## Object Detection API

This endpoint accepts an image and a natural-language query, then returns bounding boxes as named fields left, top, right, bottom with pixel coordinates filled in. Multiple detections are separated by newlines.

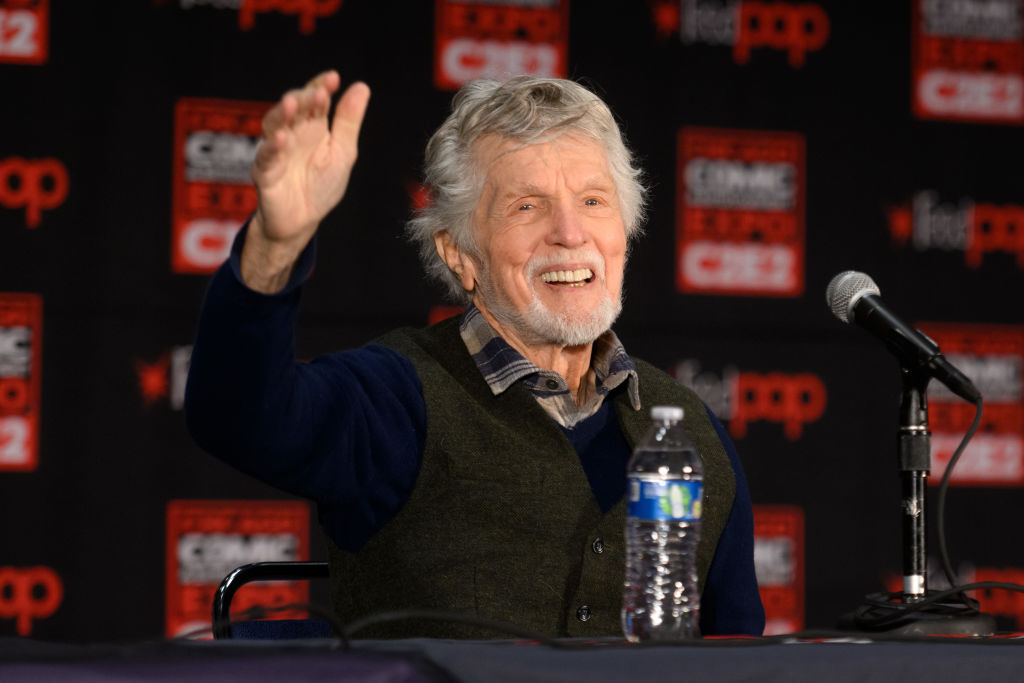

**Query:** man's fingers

left=304, top=69, right=340, bottom=94
left=262, top=91, right=299, bottom=139
left=263, top=84, right=332, bottom=142
left=252, top=128, right=290, bottom=176
left=299, top=83, right=332, bottom=121
left=262, top=71, right=349, bottom=140
left=254, top=72, right=365, bottom=185
left=331, top=81, right=371, bottom=146
left=293, top=70, right=339, bottom=121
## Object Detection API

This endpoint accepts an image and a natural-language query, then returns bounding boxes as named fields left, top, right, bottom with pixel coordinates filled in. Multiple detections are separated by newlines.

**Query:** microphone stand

left=838, top=367, right=996, bottom=635
left=898, top=368, right=930, bottom=606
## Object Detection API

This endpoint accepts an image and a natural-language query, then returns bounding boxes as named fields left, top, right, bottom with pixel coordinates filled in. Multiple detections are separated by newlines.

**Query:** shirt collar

left=458, top=304, right=641, bottom=410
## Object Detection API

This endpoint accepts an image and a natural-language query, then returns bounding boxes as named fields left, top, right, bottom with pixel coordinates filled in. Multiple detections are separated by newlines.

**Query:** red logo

left=165, top=500, right=311, bottom=637
left=968, top=203, right=1024, bottom=269
left=134, top=346, right=191, bottom=409
left=238, top=0, right=342, bottom=34
left=673, top=360, right=826, bottom=440
left=0, top=157, right=68, bottom=228
left=136, top=354, right=171, bottom=406
left=661, top=0, right=829, bottom=68
left=677, top=127, right=806, bottom=296
left=0, top=293, right=41, bottom=472
left=753, top=505, right=804, bottom=635
left=886, top=192, right=1024, bottom=271
left=918, top=324, right=1024, bottom=486
left=172, top=98, right=269, bottom=274
left=734, top=2, right=829, bottom=68
left=732, top=372, right=825, bottom=440
left=434, top=0, right=570, bottom=90
left=0, top=566, right=62, bottom=636
left=912, top=0, right=1024, bottom=124
left=650, top=0, right=679, bottom=39
left=0, top=0, right=48, bottom=64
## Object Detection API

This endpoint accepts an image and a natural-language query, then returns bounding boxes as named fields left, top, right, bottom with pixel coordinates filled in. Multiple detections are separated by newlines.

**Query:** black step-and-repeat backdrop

left=3, top=0, right=1024, bottom=641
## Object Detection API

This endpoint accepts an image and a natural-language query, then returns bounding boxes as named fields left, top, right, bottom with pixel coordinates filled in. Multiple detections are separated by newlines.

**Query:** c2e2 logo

left=0, top=0, right=48, bottom=64
left=0, top=374, right=35, bottom=469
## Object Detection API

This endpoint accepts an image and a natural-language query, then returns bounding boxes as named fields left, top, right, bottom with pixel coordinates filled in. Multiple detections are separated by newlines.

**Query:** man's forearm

left=184, top=257, right=306, bottom=464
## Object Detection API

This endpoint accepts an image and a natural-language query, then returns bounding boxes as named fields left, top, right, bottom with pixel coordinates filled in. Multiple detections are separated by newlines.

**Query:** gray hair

left=406, top=76, right=647, bottom=303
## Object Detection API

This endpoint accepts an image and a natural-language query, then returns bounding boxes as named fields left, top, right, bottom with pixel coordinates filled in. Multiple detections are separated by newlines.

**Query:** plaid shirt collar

left=458, top=304, right=641, bottom=428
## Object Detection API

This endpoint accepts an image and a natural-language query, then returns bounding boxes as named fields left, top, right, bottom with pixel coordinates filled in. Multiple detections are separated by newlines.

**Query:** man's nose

left=547, top=200, right=586, bottom=248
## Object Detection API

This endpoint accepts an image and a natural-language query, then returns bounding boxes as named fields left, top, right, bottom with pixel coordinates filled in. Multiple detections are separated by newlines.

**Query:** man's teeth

left=541, top=268, right=593, bottom=286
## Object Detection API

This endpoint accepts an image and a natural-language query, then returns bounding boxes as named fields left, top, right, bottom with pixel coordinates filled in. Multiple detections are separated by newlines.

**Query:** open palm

left=251, top=70, right=371, bottom=247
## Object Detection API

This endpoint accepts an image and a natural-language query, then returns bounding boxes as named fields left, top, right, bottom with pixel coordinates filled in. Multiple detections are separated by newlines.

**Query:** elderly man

left=186, top=71, right=765, bottom=638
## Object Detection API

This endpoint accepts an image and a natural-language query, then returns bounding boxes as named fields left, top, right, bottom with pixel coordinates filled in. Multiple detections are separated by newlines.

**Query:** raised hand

left=242, top=71, right=371, bottom=292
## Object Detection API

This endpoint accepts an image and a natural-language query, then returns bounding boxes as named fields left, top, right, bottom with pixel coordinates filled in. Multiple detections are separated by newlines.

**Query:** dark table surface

left=4, top=632, right=1024, bottom=682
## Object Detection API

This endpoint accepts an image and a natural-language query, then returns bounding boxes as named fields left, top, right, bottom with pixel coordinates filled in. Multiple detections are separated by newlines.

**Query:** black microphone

left=826, top=271, right=981, bottom=403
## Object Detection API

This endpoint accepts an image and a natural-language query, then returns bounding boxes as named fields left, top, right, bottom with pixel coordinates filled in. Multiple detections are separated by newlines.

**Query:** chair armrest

left=212, top=561, right=330, bottom=639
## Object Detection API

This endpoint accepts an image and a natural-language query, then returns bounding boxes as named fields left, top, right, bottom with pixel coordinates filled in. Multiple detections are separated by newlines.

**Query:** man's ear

left=434, top=230, right=477, bottom=293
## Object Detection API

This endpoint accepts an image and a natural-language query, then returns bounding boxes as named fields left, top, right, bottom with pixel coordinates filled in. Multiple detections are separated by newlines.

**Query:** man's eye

left=584, top=198, right=600, bottom=206
left=518, top=203, right=534, bottom=211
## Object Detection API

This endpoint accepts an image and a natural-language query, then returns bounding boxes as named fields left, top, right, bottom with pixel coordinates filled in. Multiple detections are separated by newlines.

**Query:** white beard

left=474, top=251, right=623, bottom=347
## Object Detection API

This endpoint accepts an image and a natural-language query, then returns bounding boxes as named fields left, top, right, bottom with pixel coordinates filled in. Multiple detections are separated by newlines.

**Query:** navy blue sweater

left=185, top=229, right=765, bottom=637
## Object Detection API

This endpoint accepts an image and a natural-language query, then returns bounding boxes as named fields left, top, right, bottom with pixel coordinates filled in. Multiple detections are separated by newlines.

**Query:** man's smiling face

left=459, top=133, right=628, bottom=347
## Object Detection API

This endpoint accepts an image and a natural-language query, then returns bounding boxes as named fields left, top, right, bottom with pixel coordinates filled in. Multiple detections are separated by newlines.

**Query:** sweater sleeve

left=184, top=223, right=427, bottom=550
left=698, top=405, right=766, bottom=637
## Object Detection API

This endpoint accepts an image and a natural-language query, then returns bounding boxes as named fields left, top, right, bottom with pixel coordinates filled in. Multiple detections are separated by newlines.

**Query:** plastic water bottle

left=622, top=405, right=703, bottom=641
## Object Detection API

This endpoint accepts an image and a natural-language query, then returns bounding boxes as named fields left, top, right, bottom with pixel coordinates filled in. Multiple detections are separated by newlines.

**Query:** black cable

left=935, top=397, right=984, bottom=590
left=852, top=395, right=1024, bottom=630
left=855, top=582, right=1024, bottom=629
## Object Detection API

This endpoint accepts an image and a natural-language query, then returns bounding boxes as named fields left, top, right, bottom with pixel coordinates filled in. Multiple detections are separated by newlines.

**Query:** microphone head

left=826, top=271, right=880, bottom=323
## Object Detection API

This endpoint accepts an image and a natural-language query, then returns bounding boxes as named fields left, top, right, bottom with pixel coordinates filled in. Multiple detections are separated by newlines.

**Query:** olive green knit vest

left=326, top=317, right=736, bottom=638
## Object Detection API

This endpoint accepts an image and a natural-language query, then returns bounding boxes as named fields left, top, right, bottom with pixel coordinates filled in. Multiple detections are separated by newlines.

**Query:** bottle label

left=627, top=479, right=703, bottom=521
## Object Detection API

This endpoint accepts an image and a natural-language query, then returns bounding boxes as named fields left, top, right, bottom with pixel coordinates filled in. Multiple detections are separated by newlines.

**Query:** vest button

left=592, top=538, right=604, bottom=554
left=576, top=605, right=592, bottom=622
left=545, top=378, right=559, bottom=390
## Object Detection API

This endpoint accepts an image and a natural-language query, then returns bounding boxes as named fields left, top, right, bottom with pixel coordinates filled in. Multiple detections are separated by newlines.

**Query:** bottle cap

left=650, top=405, right=684, bottom=422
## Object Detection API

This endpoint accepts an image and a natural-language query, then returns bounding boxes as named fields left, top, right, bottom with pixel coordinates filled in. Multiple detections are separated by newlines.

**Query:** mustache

left=527, top=250, right=606, bottom=281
